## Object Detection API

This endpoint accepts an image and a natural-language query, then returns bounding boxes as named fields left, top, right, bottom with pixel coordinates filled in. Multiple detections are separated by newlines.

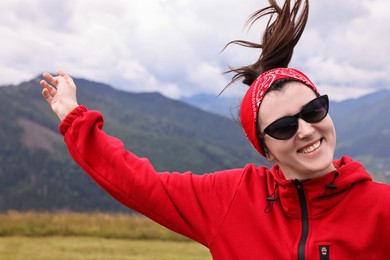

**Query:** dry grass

left=0, top=211, right=187, bottom=241
left=0, top=236, right=210, bottom=260
left=0, top=211, right=211, bottom=259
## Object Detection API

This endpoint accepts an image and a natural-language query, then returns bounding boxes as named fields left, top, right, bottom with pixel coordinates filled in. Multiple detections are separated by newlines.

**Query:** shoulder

left=356, top=181, right=390, bottom=206
left=191, top=163, right=271, bottom=187
left=367, top=181, right=390, bottom=195
left=194, top=163, right=269, bottom=180
left=222, top=163, right=270, bottom=179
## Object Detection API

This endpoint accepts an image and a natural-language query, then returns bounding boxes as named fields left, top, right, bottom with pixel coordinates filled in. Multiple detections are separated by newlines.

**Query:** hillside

left=0, top=77, right=265, bottom=212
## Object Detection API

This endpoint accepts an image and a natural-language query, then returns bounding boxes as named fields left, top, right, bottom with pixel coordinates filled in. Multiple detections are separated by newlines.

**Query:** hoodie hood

left=268, top=156, right=372, bottom=218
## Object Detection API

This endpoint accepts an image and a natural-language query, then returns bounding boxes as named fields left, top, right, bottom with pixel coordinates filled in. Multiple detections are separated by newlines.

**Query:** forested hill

left=0, top=77, right=265, bottom=212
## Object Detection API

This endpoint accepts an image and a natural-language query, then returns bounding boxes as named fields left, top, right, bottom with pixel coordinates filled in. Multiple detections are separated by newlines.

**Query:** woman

left=40, top=0, right=390, bottom=259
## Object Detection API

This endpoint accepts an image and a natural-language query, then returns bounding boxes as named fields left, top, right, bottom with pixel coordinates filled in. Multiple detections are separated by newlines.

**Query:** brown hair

left=224, top=0, right=309, bottom=88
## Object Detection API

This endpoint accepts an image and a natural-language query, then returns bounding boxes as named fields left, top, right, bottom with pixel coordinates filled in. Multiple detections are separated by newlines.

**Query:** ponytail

left=224, top=0, right=309, bottom=88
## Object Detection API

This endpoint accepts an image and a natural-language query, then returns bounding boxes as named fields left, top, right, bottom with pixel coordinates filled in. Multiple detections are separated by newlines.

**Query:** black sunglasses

left=259, top=95, right=329, bottom=140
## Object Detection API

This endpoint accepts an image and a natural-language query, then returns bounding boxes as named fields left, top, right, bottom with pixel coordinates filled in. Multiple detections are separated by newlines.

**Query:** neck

left=280, top=164, right=337, bottom=181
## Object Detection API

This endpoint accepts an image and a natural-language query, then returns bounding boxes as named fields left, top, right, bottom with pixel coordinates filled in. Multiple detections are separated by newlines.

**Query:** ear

left=259, top=137, right=275, bottom=161
left=265, top=149, right=276, bottom=162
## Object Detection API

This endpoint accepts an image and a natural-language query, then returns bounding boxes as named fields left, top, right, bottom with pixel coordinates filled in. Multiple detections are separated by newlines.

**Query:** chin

left=303, top=155, right=335, bottom=177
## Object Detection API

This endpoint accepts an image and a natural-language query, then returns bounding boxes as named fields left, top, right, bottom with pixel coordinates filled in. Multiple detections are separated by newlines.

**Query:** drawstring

left=264, top=171, right=340, bottom=212
left=264, top=183, right=278, bottom=213
left=324, top=172, right=340, bottom=199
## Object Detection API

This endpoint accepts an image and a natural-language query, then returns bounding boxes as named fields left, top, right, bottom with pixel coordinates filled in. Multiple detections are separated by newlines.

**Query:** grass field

left=0, top=211, right=211, bottom=260
left=0, top=236, right=210, bottom=260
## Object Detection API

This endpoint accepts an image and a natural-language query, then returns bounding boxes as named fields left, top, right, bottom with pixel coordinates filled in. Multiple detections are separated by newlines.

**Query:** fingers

left=40, top=70, right=76, bottom=106
left=42, top=71, right=74, bottom=86
left=40, top=70, right=72, bottom=95
left=41, top=88, right=53, bottom=104
left=42, top=72, right=59, bottom=87
left=57, top=70, right=66, bottom=77
left=40, top=79, right=57, bottom=96
left=40, top=80, right=56, bottom=104
left=57, top=70, right=75, bottom=85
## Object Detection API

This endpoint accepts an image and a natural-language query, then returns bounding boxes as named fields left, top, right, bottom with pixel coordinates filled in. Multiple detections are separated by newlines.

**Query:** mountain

left=182, top=90, right=390, bottom=180
left=330, top=90, right=390, bottom=175
left=0, top=77, right=266, bottom=212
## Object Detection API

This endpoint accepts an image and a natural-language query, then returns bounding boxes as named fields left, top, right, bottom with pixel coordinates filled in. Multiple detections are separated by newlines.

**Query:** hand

left=40, top=70, right=79, bottom=121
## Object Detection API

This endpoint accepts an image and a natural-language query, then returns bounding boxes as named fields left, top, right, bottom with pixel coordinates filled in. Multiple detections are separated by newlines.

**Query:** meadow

left=0, top=211, right=211, bottom=260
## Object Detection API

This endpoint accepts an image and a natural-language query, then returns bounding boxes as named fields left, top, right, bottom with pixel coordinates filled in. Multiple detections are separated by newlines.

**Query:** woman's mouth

left=298, top=139, right=322, bottom=154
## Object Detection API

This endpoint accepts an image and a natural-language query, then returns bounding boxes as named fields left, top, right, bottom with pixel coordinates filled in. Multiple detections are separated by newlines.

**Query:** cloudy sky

left=1, top=0, right=389, bottom=101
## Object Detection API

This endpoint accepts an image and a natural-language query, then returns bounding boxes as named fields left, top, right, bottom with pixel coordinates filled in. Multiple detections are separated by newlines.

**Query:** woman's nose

left=296, top=118, right=315, bottom=139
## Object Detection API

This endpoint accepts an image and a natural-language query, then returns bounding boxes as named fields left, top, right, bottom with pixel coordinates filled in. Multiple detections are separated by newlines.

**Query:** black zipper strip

left=293, top=180, right=309, bottom=260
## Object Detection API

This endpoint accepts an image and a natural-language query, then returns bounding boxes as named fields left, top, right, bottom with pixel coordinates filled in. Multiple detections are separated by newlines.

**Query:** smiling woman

left=256, top=84, right=336, bottom=180
left=38, top=0, right=390, bottom=259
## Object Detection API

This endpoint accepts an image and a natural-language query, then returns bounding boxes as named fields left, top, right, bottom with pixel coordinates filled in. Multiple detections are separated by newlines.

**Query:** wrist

left=58, top=103, right=79, bottom=121
left=58, top=105, right=88, bottom=135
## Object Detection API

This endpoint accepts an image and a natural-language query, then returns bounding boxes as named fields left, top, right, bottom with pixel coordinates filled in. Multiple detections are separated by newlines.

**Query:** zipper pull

left=293, top=179, right=303, bottom=189
left=319, top=245, right=330, bottom=260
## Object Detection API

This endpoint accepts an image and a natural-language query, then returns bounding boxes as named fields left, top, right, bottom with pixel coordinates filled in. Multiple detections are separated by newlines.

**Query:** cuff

left=58, top=105, right=88, bottom=136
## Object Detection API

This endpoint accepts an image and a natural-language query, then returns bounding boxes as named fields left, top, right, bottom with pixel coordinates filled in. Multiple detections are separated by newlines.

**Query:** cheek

left=264, top=138, right=295, bottom=161
left=323, top=117, right=336, bottom=141
left=329, top=127, right=337, bottom=151
left=317, top=117, right=337, bottom=154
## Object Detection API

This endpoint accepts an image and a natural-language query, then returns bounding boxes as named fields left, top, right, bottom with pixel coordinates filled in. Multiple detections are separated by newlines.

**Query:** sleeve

left=59, top=106, right=246, bottom=247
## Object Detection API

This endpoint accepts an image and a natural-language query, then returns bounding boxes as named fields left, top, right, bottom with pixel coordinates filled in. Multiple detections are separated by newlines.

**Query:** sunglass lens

left=266, top=117, right=298, bottom=140
left=302, top=96, right=329, bottom=123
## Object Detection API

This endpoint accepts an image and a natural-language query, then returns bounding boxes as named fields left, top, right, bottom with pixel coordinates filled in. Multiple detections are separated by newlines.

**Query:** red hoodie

left=59, top=106, right=390, bottom=259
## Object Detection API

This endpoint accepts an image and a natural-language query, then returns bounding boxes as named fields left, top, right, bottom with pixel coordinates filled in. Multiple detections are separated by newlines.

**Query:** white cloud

left=296, top=0, right=390, bottom=96
left=306, top=56, right=386, bottom=85
left=0, top=0, right=388, bottom=100
left=317, top=84, right=376, bottom=102
left=187, top=62, right=227, bottom=95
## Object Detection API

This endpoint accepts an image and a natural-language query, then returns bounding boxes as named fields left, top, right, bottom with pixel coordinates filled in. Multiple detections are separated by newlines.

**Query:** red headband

left=240, top=68, right=319, bottom=156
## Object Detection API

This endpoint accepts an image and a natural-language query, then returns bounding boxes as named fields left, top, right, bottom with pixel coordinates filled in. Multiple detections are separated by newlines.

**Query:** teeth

left=299, top=140, right=321, bottom=154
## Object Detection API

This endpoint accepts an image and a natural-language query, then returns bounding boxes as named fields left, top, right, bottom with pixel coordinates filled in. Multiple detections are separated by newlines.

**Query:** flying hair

left=223, top=0, right=309, bottom=89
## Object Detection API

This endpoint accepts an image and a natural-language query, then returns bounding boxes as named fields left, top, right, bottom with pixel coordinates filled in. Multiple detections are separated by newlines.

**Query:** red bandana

left=240, top=68, right=319, bottom=156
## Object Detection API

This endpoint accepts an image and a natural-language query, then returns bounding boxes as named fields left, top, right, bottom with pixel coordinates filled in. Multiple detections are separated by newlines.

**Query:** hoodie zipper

left=293, top=180, right=309, bottom=260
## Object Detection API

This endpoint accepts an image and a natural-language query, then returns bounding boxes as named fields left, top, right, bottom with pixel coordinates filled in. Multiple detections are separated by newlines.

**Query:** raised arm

left=40, top=71, right=79, bottom=121
left=38, top=71, right=245, bottom=247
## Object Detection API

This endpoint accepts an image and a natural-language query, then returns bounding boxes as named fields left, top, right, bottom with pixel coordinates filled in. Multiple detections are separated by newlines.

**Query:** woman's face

left=258, top=81, right=336, bottom=180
